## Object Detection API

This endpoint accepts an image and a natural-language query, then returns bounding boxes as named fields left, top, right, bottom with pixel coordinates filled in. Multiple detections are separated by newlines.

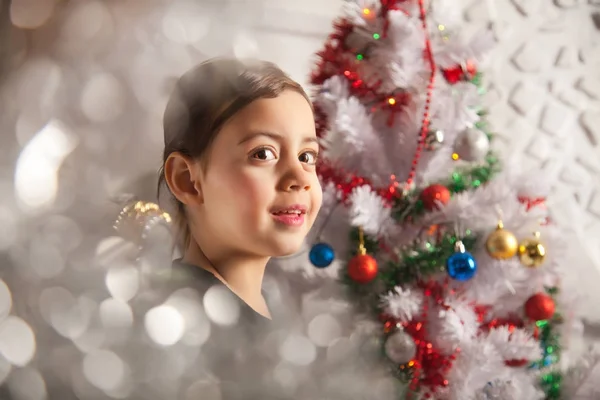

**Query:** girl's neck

left=182, top=239, right=271, bottom=319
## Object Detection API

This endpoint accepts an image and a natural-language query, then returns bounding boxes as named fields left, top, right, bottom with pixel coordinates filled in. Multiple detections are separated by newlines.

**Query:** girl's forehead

left=218, top=93, right=316, bottom=141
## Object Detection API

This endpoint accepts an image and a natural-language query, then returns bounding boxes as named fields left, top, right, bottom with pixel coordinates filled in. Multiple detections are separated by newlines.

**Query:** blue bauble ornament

left=446, top=240, right=477, bottom=281
left=309, top=242, right=335, bottom=268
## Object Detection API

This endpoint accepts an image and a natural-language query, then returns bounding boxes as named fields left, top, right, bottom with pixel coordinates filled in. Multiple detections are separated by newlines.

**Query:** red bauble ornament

left=348, top=253, right=378, bottom=283
left=420, top=184, right=451, bottom=210
left=524, top=293, right=555, bottom=321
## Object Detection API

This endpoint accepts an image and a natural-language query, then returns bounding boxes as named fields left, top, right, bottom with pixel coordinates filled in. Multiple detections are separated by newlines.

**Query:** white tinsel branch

left=473, top=377, right=545, bottom=400
left=380, top=286, right=423, bottom=323
left=486, top=326, right=543, bottom=362
left=429, top=299, right=479, bottom=354
left=348, top=185, right=391, bottom=236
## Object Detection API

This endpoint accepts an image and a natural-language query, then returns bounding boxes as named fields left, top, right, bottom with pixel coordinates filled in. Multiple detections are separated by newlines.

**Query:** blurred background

left=0, top=0, right=599, bottom=398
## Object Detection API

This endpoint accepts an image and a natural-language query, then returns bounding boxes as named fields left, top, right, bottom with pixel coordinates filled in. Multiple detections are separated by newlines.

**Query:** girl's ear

left=164, top=152, right=204, bottom=206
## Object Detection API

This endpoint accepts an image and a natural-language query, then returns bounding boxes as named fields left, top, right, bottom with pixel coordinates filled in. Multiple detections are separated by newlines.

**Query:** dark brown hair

left=157, top=57, right=311, bottom=250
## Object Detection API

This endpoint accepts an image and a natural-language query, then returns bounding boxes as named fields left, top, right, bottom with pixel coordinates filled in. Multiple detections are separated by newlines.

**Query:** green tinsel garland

left=391, top=154, right=500, bottom=223
left=341, top=228, right=478, bottom=314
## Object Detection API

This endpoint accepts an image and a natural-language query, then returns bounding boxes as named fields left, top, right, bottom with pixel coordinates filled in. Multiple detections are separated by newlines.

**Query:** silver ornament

left=425, top=129, right=444, bottom=151
left=453, top=127, right=490, bottom=162
left=384, top=328, right=416, bottom=364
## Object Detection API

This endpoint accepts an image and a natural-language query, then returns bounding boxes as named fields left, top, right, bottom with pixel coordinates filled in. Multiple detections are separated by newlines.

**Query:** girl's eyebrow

left=237, top=131, right=319, bottom=146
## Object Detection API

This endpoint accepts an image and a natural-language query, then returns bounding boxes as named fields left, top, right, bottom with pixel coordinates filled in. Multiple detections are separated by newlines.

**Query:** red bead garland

left=407, top=0, right=437, bottom=187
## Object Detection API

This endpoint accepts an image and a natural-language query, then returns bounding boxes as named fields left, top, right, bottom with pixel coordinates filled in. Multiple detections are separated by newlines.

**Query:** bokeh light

left=14, top=121, right=78, bottom=211
left=144, top=305, right=185, bottom=346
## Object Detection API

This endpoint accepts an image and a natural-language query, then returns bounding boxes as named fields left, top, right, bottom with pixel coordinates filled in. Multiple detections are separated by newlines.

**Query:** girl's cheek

left=232, top=174, right=271, bottom=204
left=219, top=169, right=252, bottom=192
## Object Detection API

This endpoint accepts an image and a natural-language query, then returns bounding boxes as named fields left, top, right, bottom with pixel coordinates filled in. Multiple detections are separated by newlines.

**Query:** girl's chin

left=268, top=238, right=306, bottom=258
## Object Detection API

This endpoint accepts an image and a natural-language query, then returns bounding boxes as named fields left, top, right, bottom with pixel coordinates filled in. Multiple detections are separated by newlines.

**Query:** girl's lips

left=270, top=204, right=308, bottom=215
left=271, top=212, right=305, bottom=227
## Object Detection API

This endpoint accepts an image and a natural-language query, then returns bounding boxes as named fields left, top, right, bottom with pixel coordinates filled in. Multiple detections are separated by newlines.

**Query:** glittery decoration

left=485, top=221, right=519, bottom=260
left=113, top=200, right=172, bottom=244
left=446, top=246, right=477, bottom=281
left=384, top=328, right=417, bottom=364
left=518, top=233, right=547, bottom=268
left=453, top=127, right=491, bottom=162
left=348, top=253, right=378, bottom=284
left=525, top=293, right=555, bottom=321
left=419, top=184, right=451, bottom=211
left=347, top=227, right=378, bottom=284
left=309, top=242, right=335, bottom=268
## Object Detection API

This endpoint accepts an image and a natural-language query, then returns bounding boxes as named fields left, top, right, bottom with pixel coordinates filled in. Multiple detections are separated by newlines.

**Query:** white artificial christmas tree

left=277, top=0, right=600, bottom=398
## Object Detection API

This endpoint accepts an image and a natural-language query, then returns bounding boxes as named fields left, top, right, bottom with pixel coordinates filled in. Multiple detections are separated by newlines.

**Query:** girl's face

left=196, top=90, right=322, bottom=258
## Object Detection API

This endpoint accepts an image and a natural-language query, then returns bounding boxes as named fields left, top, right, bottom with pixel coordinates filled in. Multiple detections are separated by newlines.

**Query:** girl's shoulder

left=169, top=259, right=273, bottom=326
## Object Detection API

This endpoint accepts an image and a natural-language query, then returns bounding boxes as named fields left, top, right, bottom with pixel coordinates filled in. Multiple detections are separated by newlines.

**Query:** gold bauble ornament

left=485, top=221, right=518, bottom=259
left=114, top=200, right=172, bottom=243
left=518, top=232, right=546, bottom=268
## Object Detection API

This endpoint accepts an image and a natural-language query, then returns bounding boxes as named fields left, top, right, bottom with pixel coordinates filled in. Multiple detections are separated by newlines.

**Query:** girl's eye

left=299, top=151, right=318, bottom=165
left=251, top=148, right=276, bottom=161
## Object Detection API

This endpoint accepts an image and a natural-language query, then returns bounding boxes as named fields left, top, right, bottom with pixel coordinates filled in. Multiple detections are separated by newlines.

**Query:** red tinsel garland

left=413, top=280, right=459, bottom=397
left=317, top=161, right=398, bottom=204
left=310, top=19, right=384, bottom=101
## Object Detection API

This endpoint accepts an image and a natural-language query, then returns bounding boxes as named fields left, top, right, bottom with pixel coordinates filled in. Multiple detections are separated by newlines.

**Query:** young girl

left=158, top=57, right=322, bottom=321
